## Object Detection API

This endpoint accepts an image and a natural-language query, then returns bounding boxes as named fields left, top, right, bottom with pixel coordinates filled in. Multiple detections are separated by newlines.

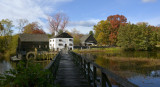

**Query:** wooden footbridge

left=45, top=50, right=138, bottom=87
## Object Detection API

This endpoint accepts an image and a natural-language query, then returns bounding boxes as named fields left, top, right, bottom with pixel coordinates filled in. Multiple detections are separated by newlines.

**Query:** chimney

left=55, top=31, right=58, bottom=36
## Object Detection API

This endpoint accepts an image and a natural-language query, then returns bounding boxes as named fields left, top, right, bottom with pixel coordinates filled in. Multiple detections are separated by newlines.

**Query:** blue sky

left=0, top=0, right=160, bottom=34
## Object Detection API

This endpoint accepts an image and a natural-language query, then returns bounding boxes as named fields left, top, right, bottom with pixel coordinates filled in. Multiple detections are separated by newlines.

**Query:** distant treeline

left=93, top=14, right=160, bottom=51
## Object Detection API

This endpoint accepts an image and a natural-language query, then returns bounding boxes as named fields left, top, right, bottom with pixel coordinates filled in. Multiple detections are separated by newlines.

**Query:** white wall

left=49, top=39, right=54, bottom=50
left=49, top=38, right=73, bottom=51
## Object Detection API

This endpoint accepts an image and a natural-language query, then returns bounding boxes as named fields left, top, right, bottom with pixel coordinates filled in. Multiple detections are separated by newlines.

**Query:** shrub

left=0, top=61, right=55, bottom=87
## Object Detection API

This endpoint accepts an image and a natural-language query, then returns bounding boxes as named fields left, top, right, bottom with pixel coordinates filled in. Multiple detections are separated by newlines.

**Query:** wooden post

left=103, top=73, right=112, bottom=87
left=93, top=66, right=97, bottom=87
left=87, top=62, right=91, bottom=84
left=101, top=72, right=106, bottom=87
left=80, top=57, right=83, bottom=68
left=101, top=72, right=112, bottom=87
left=83, top=60, right=86, bottom=78
left=43, top=54, right=44, bottom=60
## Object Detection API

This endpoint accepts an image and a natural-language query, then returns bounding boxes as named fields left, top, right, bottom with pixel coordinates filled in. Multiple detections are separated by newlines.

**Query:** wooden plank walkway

left=55, top=52, right=92, bottom=87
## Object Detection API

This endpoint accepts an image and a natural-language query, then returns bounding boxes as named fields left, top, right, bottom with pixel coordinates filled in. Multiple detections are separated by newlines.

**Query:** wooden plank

left=55, top=52, right=92, bottom=87
left=10, top=56, right=21, bottom=62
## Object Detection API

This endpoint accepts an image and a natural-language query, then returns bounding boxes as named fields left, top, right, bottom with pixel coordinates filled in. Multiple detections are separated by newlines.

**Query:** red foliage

left=23, top=22, right=46, bottom=34
left=107, top=14, right=127, bottom=45
left=32, top=29, right=45, bottom=34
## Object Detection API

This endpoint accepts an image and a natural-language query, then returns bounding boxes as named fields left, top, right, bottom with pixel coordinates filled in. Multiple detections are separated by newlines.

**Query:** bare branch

left=48, top=12, right=69, bottom=34
left=17, top=19, right=28, bottom=33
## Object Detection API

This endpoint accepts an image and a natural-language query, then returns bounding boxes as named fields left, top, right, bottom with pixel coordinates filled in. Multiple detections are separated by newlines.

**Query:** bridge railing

left=69, top=51, right=138, bottom=87
left=44, top=51, right=61, bottom=80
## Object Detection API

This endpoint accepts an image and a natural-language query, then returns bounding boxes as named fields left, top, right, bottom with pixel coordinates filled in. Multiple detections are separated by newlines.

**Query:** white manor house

left=49, top=32, right=74, bottom=51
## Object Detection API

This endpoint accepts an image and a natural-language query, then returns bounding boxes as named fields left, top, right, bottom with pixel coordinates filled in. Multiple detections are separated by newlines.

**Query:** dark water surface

left=0, top=60, right=13, bottom=74
left=80, top=51, right=160, bottom=87
left=0, top=56, right=51, bottom=74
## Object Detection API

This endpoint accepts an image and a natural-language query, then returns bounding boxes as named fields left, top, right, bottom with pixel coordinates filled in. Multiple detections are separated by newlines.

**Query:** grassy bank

left=73, top=47, right=122, bottom=53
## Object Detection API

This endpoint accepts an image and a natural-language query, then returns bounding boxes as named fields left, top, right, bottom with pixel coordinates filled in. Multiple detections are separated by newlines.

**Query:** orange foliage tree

left=107, top=14, right=127, bottom=45
left=23, top=22, right=45, bottom=34
left=32, top=29, right=45, bottom=34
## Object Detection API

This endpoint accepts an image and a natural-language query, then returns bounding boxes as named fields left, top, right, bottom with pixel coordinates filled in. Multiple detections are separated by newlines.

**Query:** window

left=57, top=48, right=59, bottom=51
left=53, top=40, right=54, bottom=42
left=59, top=44, right=63, bottom=46
left=69, top=44, right=73, bottom=46
left=39, top=45, right=41, bottom=48
left=69, top=39, right=73, bottom=41
left=50, top=40, right=52, bottom=42
left=59, top=39, right=62, bottom=42
left=45, top=45, right=48, bottom=48
left=50, top=44, right=52, bottom=46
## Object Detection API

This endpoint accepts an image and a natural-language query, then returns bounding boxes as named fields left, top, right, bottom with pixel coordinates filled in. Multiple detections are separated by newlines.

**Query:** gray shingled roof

left=80, top=35, right=90, bottom=42
left=19, top=34, right=49, bottom=42
left=54, top=32, right=73, bottom=38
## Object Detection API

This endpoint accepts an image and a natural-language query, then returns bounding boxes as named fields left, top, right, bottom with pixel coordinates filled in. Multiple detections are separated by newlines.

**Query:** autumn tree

left=23, top=22, right=45, bottom=34
left=107, top=14, right=127, bottom=45
left=16, top=19, right=29, bottom=33
left=94, top=20, right=111, bottom=45
left=48, top=12, right=69, bottom=35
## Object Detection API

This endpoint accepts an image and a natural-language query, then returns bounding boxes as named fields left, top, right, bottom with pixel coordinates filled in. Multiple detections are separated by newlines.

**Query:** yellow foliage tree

left=94, top=20, right=111, bottom=45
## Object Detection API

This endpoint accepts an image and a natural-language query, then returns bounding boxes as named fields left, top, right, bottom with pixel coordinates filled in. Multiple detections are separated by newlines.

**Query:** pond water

left=0, top=56, right=14, bottom=74
left=80, top=51, right=160, bottom=87
left=0, top=56, right=51, bottom=74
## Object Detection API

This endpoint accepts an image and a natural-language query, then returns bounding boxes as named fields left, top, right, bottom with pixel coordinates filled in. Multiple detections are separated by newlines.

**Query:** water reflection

left=0, top=56, right=52, bottom=74
left=80, top=51, right=160, bottom=87
left=0, top=60, right=12, bottom=74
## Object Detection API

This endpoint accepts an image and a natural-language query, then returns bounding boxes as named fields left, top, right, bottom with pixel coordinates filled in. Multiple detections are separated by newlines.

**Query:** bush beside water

left=0, top=61, right=57, bottom=87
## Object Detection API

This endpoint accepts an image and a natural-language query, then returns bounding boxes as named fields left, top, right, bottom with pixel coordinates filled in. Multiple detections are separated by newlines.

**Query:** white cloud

left=142, top=17, right=160, bottom=26
left=0, top=0, right=73, bottom=33
left=67, top=26, right=94, bottom=34
left=68, top=19, right=100, bottom=27
left=67, top=19, right=100, bottom=34
left=142, top=0, right=157, bottom=3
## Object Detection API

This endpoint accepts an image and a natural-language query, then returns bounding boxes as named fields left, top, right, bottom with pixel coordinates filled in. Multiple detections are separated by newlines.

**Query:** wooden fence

left=44, top=52, right=61, bottom=81
left=69, top=51, right=138, bottom=87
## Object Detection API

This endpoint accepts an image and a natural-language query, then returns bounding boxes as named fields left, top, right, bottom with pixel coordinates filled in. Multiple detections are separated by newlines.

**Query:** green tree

left=94, top=20, right=111, bottom=45
left=0, top=19, right=14, bottom=50
left=0, top=19, right=14, bottom=36
left=117, top=23, right=138, bottom=50
left=0, top=22, right=4, bottom=31
left=89, top=30, right=94, bottom=35
left=117, top=23, right=157, bottom=51
left=58, top=29, right=64, bottom=35
left=136, top=23, right=157, bottom=50
left=155, top=26, right=160, bottom=43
